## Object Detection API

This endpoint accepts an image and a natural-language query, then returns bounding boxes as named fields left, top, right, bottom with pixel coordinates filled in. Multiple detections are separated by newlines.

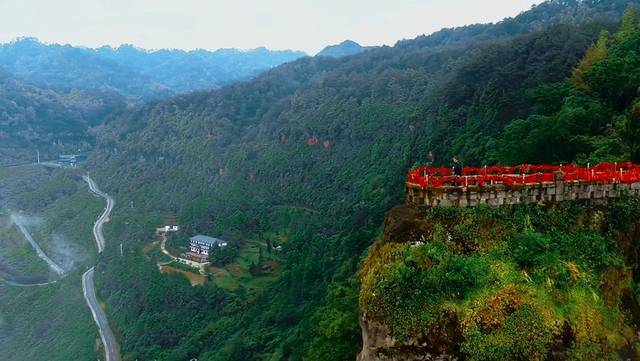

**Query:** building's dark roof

left=189, top=235, right=224, bottom=246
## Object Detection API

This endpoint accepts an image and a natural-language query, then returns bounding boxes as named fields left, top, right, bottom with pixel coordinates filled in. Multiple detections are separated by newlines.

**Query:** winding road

left=83, top=175, right=114, bottom=253
left=0, top=172, right=121, bottom=361
left=82, top=175, right=120, bottom=361
left=10, top=214, right=65, bottom=276
left=83, top=267, right=119, bottom=361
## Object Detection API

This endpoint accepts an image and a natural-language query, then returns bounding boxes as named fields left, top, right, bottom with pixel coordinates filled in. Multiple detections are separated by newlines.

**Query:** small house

left=163, top=216, right=179, bottom=232
left=189, top=235, right=227, bottom=256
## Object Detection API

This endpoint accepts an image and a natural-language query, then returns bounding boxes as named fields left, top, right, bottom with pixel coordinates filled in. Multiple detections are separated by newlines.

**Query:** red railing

left=407, top=162, right=640, bottom=188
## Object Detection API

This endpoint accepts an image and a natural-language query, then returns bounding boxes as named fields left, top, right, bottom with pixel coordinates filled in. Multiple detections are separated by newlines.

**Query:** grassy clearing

left=207, top=239, right=282, bottom=291
left=160, top=265, right=205, bottom=286
left=167, top=260, right=201, bottom=273
left=145, top=233, right=283, bottom=291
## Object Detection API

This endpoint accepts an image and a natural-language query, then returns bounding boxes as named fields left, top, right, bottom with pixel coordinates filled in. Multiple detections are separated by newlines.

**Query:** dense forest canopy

left=0, top=71, right=127, bottom=165
left=496, top=9, right=640, bottom=164
left=85, top=1, right=640, bottom=360
left=0, top=39, right=306, bottom=165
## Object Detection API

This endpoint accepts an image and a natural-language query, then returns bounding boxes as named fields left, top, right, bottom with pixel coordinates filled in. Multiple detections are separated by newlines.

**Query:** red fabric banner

left=407, top=162, right=640, bottom=188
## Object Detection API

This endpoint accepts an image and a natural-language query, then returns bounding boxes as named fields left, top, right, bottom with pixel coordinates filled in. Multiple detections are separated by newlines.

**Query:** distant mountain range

left=316, top=40, right=373, bottom=58
left=0, top=37, right=382, bottom=165
left=0, top=38, right=307, bottom=99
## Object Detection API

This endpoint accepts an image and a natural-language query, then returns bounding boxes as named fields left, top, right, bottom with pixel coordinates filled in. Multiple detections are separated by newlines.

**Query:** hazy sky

left=0, top=0, right=544, bottom=54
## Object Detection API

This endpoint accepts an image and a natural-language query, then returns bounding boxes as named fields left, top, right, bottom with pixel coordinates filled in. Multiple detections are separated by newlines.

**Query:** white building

left=164, top=224, right=179, bottom=232
left=163, top=217, right=179, bottom=232
left=189, top=235, right=227, bottom=256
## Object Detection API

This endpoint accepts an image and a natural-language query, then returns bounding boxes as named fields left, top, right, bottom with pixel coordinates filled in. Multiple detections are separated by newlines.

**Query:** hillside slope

left=0, top=166, right=103, bottom=361
left=90, top=1, right=640, bottom=360
left=0, top=72, right=127, bottom=165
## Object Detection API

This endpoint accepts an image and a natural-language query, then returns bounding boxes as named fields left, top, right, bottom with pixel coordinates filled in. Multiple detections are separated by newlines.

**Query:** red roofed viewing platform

left=406, top=162, right=640, bottom=207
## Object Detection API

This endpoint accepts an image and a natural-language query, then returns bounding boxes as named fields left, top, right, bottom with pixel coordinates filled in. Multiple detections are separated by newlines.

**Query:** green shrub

left=511, top=232, right=551, bottom=268
left=462, top=304, right=552, bottom=361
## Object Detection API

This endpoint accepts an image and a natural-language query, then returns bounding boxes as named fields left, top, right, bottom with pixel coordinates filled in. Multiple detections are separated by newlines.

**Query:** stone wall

left=406, top=173, right=640, bottom=208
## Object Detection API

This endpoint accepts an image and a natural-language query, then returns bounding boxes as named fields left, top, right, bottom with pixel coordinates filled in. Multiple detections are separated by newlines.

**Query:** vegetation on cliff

left=361, top=201, right=640, bottom=360
left=360, top=17, right=640, bottom=359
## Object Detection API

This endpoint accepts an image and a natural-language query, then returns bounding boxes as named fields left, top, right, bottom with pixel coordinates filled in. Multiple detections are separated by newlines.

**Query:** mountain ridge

left=316, top=40, right=372, bottom=58
left=0, top=37, right=307, bottom=98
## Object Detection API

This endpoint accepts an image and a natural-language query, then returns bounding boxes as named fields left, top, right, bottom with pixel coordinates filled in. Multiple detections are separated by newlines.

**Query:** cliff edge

left=358, top=200, right=640, bottom=360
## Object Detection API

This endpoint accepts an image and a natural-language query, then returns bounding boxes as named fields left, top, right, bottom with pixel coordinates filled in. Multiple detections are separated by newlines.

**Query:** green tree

left=616, top=8, right=639, bottom=41
left=572, top=31, right=608, bottom=90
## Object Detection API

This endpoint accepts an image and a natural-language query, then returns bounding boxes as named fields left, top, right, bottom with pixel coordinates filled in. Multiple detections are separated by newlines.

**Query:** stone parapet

left=406, top=179, right=640, bottom=207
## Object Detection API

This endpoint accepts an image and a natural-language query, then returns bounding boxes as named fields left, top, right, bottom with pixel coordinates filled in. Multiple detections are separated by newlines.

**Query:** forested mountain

left=0, top=71, right=127, bottom=165
left=0, top=38, right=306, bottom=99
left=0, top=39, right=305, bottom=165
left=88, top=1, right=640, bottom=360
left=316, top=40, right=372, bottom=58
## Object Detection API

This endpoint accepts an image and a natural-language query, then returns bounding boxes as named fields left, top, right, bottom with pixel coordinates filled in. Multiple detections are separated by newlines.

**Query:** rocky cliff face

left=357, top=202, right=640, bottom=361
left=356, top=206, right=462, bottom=361
left=357, top=311, right=458, bottom=361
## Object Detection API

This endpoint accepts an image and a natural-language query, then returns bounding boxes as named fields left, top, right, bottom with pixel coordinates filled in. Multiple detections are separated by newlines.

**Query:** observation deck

left=406, top=163, right=640, bottom=207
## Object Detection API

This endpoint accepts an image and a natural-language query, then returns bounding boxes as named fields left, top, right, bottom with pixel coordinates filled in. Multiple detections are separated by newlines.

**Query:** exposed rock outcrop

left=357, top=311, right=458, bottom=361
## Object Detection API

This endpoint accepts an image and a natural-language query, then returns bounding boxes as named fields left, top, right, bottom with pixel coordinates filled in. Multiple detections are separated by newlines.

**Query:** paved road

left=82, top=175, right=120, bottom=361
left=10, top=213, right=65, bottom=275
left=83, top=267, right=119, bottom=361
left=0, top=173, right=120, bottom=361
left=83, top=175, right=115, bottom=253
